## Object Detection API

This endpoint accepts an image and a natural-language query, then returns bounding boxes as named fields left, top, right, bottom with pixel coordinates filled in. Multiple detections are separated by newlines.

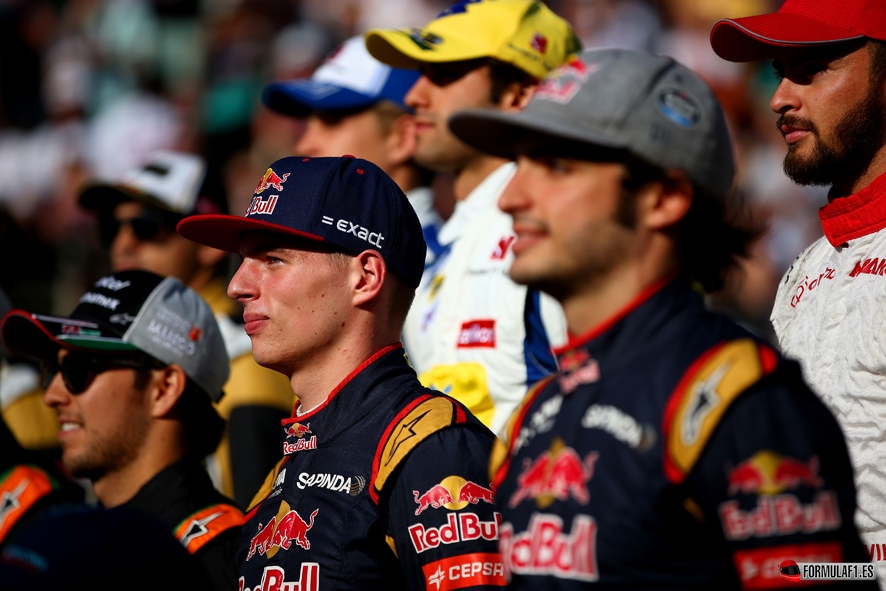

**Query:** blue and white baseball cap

left=176, top=156, right=427, bottom=287
left=262, top=36, right=421, bottom=117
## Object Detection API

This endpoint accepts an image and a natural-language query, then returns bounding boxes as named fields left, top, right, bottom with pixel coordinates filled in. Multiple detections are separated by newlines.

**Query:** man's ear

left=149, top=365, right=188, bottom=419
left=385, top=113, right=419, bottom=167
left=350, top=250, right=387, bottom=307
left=638, top=171, right=694, bottom=231
left=496, top=81, right=538, bottom=112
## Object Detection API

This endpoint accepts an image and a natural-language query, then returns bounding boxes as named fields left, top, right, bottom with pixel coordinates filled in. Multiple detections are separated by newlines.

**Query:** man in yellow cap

left=365, top=0, right=580, bottom=436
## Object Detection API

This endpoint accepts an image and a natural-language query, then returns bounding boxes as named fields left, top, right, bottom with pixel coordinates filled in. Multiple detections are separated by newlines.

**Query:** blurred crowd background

left=0, top=0, right=823, bottom=339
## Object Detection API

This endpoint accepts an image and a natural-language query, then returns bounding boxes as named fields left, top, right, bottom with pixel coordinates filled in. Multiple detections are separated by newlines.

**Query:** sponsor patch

left=238, top=563, right=319, bottom=591
left=508, top=438, right=598, bottom=509
left=581, top=404, right=656, bottom=451
left=79, top=292, right=120, bottom=310
left=849, top=257, right=886, bottom=278
left=457, top=320, right=496, bottom=348
left=422, top=553, right=506, bottom=590
left=491, top=236, right=514, bottom=260
left=94, top=276, right=131, bottom=291
left=732, top=543, right=842, bottom=590
left=790, top=267, right=836, bottom=308
left=254, top=168, right=290, bottom=195
left=247, top=195, right=279, bottom=216
left=175, top=504, right=243, bottom=555
left=530, top=33, right=547, bottom=54
left=320, top=216, right=385, bottom=248
left=513, top=395, right=562, bottom=453
left=285, top=423, right=312, bottom=439
left=0, top=466, right=54, bottom=541
left=658, top=88, right=702, bottom=128
left=296, top=472, right=365, bottom=496
left=727, top=451, right=822, bottom=496
left=283, top=436, right=317, bottom=455
left=246, top=500, right=317, bottom=561
left=409, top=512, right=501, bottom=554
left=719, top=492, right=840, bottom=541
left=500, top=514, right=598, bottom=582
left=413, top=476, right=494, bottom=516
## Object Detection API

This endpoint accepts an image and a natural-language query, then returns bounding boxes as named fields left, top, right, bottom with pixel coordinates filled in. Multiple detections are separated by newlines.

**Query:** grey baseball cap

left=0, top=270, right=229, bottom=401
left=449, top=48, right=735, bottom=200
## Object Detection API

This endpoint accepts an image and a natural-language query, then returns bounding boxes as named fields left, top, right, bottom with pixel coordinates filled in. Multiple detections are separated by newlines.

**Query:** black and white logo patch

left=658, top=88, right=702, bottom=128
left=297, top=473, right=366, bottom=496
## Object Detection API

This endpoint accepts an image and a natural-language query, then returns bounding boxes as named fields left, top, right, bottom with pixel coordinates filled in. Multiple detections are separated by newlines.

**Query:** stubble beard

left=64, top=407, right=151, bottom=482
left=781, top=83, right=886, bottom=188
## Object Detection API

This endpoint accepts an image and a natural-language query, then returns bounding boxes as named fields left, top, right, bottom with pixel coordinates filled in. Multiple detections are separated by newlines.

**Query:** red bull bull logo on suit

left=413, top=476, right=494, bottom=516
left=508, top=438, right=599, bottom=509
left=246, top=500, right=318, bottom=561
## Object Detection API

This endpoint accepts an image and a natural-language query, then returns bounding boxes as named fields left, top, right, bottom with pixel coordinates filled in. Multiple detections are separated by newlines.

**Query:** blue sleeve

left=387, top=426, right=506, bottom=590
left=687, top=362, right=876, bottom=590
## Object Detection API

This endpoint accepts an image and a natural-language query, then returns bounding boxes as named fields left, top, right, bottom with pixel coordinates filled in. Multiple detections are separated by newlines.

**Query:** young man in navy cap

left=449, top=47, right=872, bottom=589
left=0, top=270, right=242, bottom=591
left=178, top=156, right=504, bottom=590
left=78, top=150, right=295, bottom=508
left=263, top=36, right=444, bottom=264
left=711, top=1, right=886, bottom=579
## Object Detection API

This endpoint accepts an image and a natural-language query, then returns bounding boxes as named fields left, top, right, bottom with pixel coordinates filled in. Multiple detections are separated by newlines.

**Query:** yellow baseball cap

left=365, top=0, right=581, bottom=81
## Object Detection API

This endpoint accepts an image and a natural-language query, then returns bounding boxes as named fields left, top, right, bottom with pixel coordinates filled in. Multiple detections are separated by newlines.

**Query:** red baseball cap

left=710, top=0, right=886, bottom=62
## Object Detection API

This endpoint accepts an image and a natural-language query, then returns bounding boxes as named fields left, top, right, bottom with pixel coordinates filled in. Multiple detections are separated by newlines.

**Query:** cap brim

left=365, top=29, right=486, bottom=69
left=262, top=81, right=377, bottom=117
left=449, top=108, right=630, bottom=162
left=1, top=310, right=138, bottom=362
left=177, top=214, right=325, bottom=254
left=79, top=182, right=182, bottom=216
left=710, top=14, right=866, bottom=62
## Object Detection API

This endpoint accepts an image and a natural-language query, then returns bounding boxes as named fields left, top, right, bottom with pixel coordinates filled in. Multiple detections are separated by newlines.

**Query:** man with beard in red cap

left=711, top=1, right=886, bottom=582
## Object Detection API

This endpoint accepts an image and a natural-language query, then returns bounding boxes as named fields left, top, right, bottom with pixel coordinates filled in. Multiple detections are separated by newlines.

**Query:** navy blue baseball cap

left=176, top=156, right=426, bottom=287
left=262, top=36, right=420, bottom=117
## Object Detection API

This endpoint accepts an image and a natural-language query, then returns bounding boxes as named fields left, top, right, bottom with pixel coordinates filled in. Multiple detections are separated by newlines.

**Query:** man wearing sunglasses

left=78, top=150, right=295, bottom=509
left=364, top=0, right=579, bottom=436
left=262, top=36, right=445, bottom=265
left=0, top=269, right=241, bottom=590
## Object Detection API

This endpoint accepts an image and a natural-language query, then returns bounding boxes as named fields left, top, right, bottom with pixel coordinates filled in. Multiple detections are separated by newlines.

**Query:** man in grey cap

left=449, top=47, right=872, bottom=588
left=0, top=269, right=242, bottom=591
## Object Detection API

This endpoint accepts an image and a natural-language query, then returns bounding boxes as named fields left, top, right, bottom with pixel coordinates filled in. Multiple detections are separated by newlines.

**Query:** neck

left=835, top=146, right=886, bottom=195
left=560, top=245, right=680, bottom=337
left=453, top=155, right=508, bottom=201
left=287, top=316, right=401, bottom=412
left=92, top=433, right=184, bottom=507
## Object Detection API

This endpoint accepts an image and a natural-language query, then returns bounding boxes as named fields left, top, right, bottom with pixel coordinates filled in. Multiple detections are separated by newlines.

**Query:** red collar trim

left=820, top=171, right=886, bottom=247
left=284, top=343, right=403, bottom=422
left=554, top=274, right=676, bottom=355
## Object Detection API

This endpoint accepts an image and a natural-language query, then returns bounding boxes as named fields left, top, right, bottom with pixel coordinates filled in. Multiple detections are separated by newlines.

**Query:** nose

left=405, top=75, right=432, bottom=111
left=770, top=77, right=799, bottom=115
left=43, top=372, right=72, bottom=408
left=110, top=221, right=139, bottom=267
left=498, top=158, right=532, bottom=216
left=228, top=258, right=257, bottom=303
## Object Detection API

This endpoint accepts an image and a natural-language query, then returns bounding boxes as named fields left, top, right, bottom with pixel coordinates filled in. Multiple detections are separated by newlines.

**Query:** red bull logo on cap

left=413, top=476, right=494, bottom=516
left=254, top=168, right=290, bottom=194
left=246, top=500, right=318, bottom=561
left=246, top=195, right=279, bottom=216
left=508, top=438, right=599, bottom=509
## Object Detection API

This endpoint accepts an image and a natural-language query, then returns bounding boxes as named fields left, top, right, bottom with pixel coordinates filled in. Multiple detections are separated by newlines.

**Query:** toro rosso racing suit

left=492, top=278, right=873, bottom=590
left=771, top=171, right=886, bottom=585
left=239, top=344, right=504, bottom=591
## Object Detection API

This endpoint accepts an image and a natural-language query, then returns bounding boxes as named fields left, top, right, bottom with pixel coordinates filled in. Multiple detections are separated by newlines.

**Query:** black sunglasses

left=419, top=58, right=488, bottom=87
left=98, top=210, right=179, bottom=246
left=42, top=353, right=162, bottom=394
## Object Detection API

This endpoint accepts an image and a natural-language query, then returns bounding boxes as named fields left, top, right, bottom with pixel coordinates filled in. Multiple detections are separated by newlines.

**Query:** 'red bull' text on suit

left=238, top=344, right=505, bottom=591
